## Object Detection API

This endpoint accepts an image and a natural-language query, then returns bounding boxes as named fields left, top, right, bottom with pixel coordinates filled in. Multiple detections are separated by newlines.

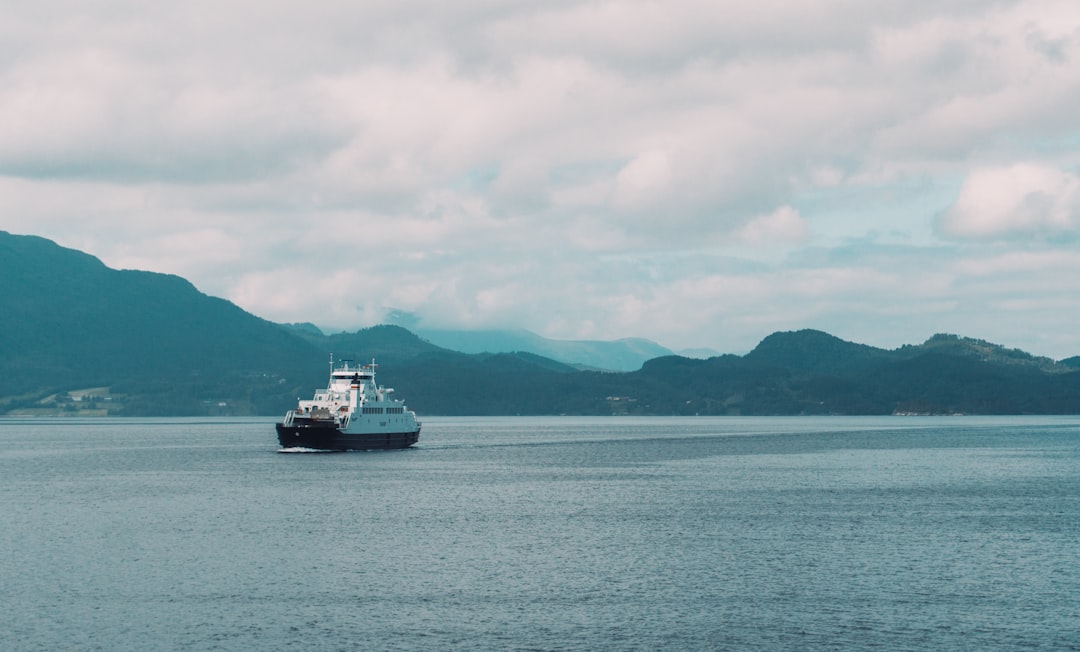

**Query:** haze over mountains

left=282, top=323, right=684, bottom=373
left=3, top=230, right=1080, bottom=417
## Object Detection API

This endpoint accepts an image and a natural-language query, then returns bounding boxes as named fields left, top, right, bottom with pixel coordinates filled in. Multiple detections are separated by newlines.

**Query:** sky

left=3, top=0, right=1080, bottom=359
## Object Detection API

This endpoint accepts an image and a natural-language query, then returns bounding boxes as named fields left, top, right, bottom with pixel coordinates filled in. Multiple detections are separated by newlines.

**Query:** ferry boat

left=276, top=358, right=421, bottom=451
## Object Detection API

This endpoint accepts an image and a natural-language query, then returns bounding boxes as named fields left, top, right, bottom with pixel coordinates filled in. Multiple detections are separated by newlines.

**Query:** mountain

left=901, top=333, right=1061, bottom=371
left=3, top=231, right=1080, bottom=417
left=414, top=328, right=674, bottom=371
left=624, top=331, right=1080, bottom=416
left=743, top=329, right=895, bottom=374
left=0, top=232, right=336, bottom=414
left=285, top=323, right=447, bottom=365
left=0, top=231, right=578, bottom=415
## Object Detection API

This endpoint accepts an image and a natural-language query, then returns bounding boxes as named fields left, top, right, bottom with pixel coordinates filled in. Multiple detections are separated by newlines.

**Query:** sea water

left=1, top=416, right=1078, bottom=651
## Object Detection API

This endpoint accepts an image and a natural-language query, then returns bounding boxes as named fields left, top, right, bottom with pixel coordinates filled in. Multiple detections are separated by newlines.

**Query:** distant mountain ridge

left=745, top=329, right=1065, bottom=375
left=629, top=330, right=1080, bottom=416
left=413, top=328, right=674, bottom=371
left=3, top=231, right=1080, bottom=416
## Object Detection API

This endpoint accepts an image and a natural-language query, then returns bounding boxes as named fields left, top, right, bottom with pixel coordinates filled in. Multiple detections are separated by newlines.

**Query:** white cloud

left=938, top=163, right=1080, bottom=239
left=612, top=150, right=673, bottom=213
left=949, top=249, right=1080, bottom=277
left=738, top=206, right=811, bottom=245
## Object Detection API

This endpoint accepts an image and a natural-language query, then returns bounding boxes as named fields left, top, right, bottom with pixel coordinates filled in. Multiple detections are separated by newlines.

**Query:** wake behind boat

left=276, top=358, right=421, bottom=451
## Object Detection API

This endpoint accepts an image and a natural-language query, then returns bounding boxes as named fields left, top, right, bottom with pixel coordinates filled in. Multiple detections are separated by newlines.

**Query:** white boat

left=275, top=358, right=421, bottom=451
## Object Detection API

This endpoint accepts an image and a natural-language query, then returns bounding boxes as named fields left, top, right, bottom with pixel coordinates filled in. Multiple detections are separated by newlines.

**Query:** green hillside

left=0, top=232, right=324, bottom=414
left=3, top=231, right=1080, bottom=416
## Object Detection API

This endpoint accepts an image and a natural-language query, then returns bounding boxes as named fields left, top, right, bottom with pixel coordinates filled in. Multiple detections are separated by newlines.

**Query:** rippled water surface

left=2, top=416, right=1078, bottom=650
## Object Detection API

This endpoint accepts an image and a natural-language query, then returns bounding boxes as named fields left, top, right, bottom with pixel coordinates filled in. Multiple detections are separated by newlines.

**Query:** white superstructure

left=282, top=358, right=420, bottom=435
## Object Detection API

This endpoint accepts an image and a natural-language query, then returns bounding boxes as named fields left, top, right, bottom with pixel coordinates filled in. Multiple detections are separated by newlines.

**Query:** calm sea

left=1, top=416, right=1078, bottom=651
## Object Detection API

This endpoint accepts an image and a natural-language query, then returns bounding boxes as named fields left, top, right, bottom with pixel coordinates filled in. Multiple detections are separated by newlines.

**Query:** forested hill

left=0, top=232, right=325, bottom=414
left=0, top=231, right=577, bottom=415
left=616, top=330, right=1080, bottom=416
left=3, top=231, right=1080, bottom=416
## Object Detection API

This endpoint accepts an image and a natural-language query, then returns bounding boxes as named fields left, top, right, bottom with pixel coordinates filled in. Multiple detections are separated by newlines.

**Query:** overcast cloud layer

left=3, top=0, right=1080, bottom=358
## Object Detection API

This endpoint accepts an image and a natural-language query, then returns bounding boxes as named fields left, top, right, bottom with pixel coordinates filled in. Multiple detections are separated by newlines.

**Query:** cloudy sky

left=3, top=0, right=1080, bottom=358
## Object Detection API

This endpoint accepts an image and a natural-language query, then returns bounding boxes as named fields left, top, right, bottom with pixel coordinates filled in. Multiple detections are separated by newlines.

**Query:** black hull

left=276, top=423, right=420, bottom=451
